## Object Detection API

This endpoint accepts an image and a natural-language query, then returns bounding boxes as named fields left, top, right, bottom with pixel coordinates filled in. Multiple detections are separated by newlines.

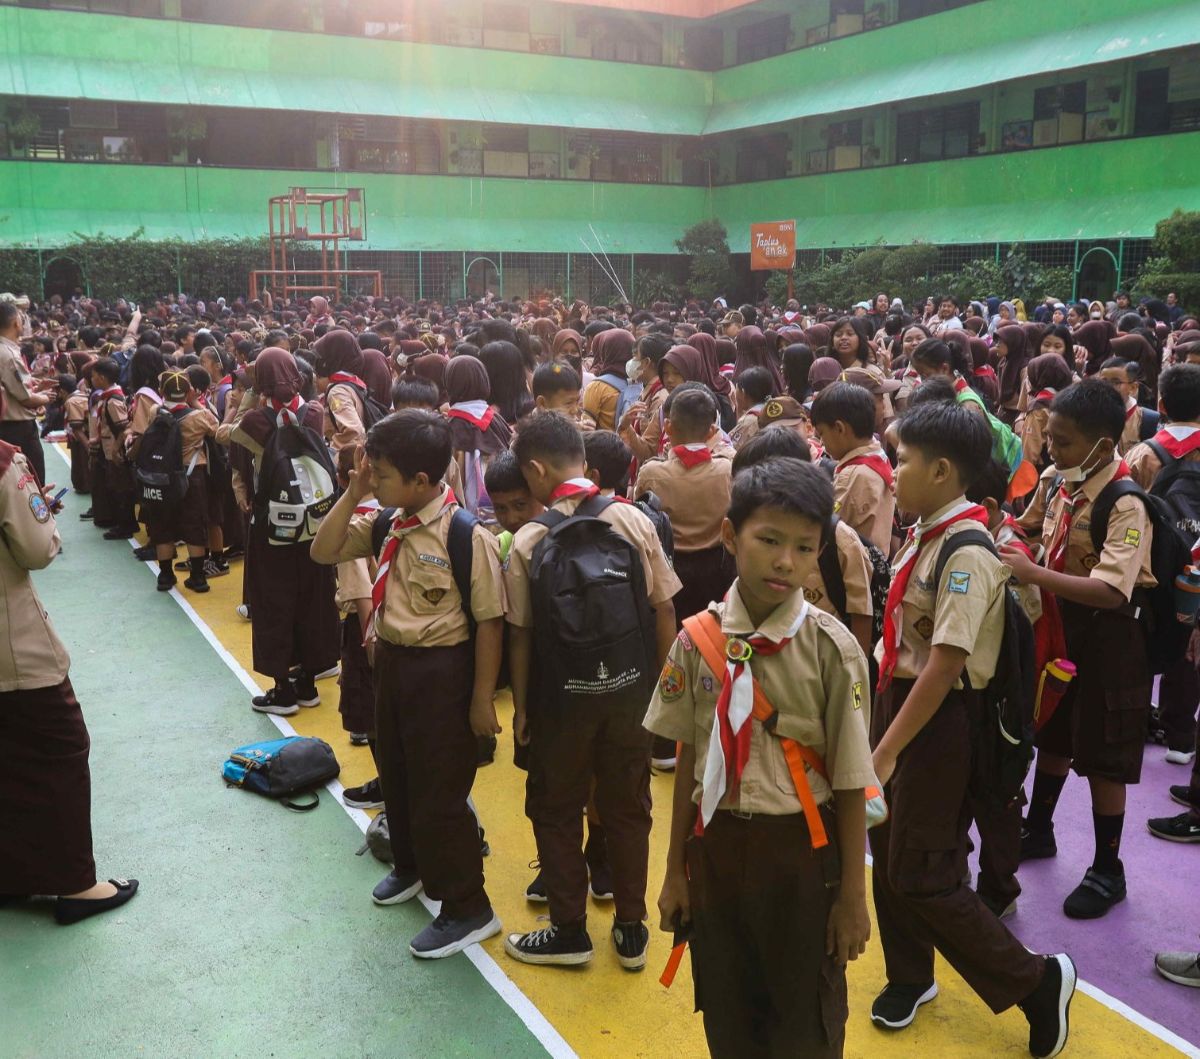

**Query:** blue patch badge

left=701, top=676, right=714, bottom=694
left=947, top=570, right=971, bottom=594
left=28, top=493, right=49, bottom=523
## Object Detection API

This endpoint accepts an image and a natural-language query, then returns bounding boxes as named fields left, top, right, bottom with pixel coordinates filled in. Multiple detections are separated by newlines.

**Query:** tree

left=675, top=219, right=737, bottom=301
left=1132, top=211, right=1200, bottom=309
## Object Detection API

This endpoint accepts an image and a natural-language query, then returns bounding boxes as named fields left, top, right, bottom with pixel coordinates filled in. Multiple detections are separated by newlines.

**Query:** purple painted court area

left=970, top=744, right=1199, bottom=1047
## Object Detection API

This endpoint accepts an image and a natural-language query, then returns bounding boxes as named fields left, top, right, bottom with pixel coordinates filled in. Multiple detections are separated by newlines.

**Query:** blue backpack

left=222, top=736, right=340, bottom=811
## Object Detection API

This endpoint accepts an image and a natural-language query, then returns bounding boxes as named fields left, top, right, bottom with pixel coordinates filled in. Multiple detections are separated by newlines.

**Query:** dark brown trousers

left=373, top=639, right=490, bottom=919
left=687, top=811, right=847, bottom=1058
left=1158, top=652, right=1199, bottom=754
left=338, top=613, right=375, bottom=735
left=0, top=678, right=96, bottom=896
left=88, top=448, right=113, bottom=522
left=869, top=679, right=1043, bottom=1013
left=67, top=434, right=91, bottom=494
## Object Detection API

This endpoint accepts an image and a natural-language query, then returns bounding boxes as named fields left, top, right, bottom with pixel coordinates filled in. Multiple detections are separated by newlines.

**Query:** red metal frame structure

left=249, top=186, right=382, bottom=301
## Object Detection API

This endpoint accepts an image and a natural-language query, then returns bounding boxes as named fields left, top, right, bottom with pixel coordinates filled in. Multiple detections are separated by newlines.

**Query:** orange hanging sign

left=749, top=220, right=796, bottom=271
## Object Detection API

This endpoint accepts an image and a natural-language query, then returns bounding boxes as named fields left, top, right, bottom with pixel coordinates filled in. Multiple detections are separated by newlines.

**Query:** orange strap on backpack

left=681, top=612, right=830, bottom=850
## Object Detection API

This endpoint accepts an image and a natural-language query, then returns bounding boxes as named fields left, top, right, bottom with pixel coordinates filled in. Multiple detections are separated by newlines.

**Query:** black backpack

left=371, top=505, right=478, bottom=631
left=817, top=515, right=890, bottom=645
left=529, top=494, right=656, bottom=707
left=253, top=412, right=340, bottom=545
left=1138, top=409, right=1162, bottom=442
left=1087, top=476, right=1193, bottom=674
left=1143, top=440, right=1200, bottom=537
left=331, top=380, right=390, bottom=432
left=135, top=406, right=200, bottom=509
left=934, top=530, right=1037, bottom=812
left=633, top=490, right=675, bottom=566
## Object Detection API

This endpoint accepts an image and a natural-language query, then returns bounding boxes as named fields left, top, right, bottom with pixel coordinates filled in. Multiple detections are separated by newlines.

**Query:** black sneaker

left=343, top=778, right=383, bottom=809
left=349, top=732, right=370, bottom=747
left=1147, top=810, right=1200, bottom=843
left=132, top=544, right=155, bottom=561
left=204, top=558, right=230, bottom=578
left=1020, top=825, right=1057, bottom=861
left=174, top=558, right=192, bottom=571
left=504, top=922, right=594, bottom=966
left=251, top=685, right=299, bottom=716
left=1019, top=953, right=1076, bottom=1058
left=870, top=982, right=938, bottom=1029
left=290, top=671, right=320, bottom=707
left=1062, top=866, right=1126, bottom=919
left=612, top=918, right=649, bottom=971
left=183, top=573, right=210, bottom=593
left=372, top=869, right=422, bottom=906
left=79, top=508, right=94, bottom=520
left=93, top=519, right=116, bottom=529
left=103, top=525, right=137, bottom=540
left=1170, top=785, right=1200, bottom=810
left=156, top=568, right=177, bottom=593
left=410, top=908, right=501, bottom=959
left=525, top=865, right=547, bottom=903
left=222, top=546, right=245, bottom=561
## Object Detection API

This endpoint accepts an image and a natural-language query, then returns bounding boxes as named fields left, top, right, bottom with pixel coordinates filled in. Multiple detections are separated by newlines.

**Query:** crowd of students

left=2, top=282, right=1200, bottom=1057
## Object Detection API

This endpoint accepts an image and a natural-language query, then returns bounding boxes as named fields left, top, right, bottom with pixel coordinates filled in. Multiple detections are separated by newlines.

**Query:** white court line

left=52, top=443, right=577, bottom=1059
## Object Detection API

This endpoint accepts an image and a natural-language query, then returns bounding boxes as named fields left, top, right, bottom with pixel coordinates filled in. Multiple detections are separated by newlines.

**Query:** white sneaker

left=1166, top=749, right=1197, bottom=765
left=314, top=664, right=341, bottom=680
left=236, top=604, right=251, bottom=621
left=651, top=755, right=677, bottom=771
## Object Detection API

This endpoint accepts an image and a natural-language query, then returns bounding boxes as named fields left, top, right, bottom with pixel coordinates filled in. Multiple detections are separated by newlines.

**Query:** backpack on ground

left=253, top=410, right=339, bottom=545
left=817, top=515, right=889, bottom=644
left=371, top=505, right=478, bottom=630
left=529, top=494, right=656, bottom=707
left=331, top=380, right=390, bottom=432
left=934, top=530, right=1036, bottom=812
left=356, top=811, right=392, bottom=864
left=1088, top=475, right=1194, bottom=674
left=135, top=406, right=201, bottom=510
left=633, top=490, right=675, bottom=566
left=221, top=735, right=340, bottom=811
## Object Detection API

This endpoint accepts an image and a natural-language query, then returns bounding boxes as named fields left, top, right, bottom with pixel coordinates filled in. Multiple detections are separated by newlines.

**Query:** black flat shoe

left=55, top=878, right=139, bottom=925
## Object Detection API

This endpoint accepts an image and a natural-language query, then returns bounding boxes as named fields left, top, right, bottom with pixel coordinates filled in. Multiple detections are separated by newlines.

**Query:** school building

left=1, top=0, right=1199, bottom=302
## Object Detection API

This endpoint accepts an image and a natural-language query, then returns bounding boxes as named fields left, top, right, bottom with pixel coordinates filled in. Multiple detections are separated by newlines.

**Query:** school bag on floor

left=253, top=408, right=339, bottom=545
left=134, top=406, right=200, bottom=510
left=356, top=811, right=392, bottom=864
left=222, top=735, right=340, bottom=811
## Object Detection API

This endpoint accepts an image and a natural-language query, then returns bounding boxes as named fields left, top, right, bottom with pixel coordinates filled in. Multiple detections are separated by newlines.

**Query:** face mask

left=1056, top=438, right=1104, bottom=483
left=626, top=357, right=642, bottom=384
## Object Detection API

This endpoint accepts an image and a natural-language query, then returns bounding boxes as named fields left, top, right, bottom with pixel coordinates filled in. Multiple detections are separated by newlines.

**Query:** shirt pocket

left=769, top=718, right=826, bottom=795
left=407, top=562, right=455, bottom=616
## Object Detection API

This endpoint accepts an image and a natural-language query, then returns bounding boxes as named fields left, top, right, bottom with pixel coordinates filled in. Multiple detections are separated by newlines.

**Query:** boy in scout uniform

left=811, top=381, right=897, bottom=557
left=311, top=410, right=505, bottom=960
left=648, top=457, right=875, bottom=1059
left=62, top=372, right=92, bottom=497
left=870, top=401, right=1074, bottom=1058
left=1006, top=380, right=1156, bottom=920
left=88, top=357, right=137, bottom=539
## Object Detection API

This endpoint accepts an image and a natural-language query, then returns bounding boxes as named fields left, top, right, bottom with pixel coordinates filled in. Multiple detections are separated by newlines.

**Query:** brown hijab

left=1073, top=321, right=1112, bottom=377
left=687, top=332, right=732, bottom=397
left=733, top=326, right=785, bottom=393
left=360, top=348, right=393, bottom=407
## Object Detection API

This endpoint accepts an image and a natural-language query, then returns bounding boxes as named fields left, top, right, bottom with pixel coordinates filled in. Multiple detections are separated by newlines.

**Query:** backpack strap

left=1139, top=409, right=1161, bottom=442
left=371, top=507, right=397, bottom=558
left=1146, top=438, right=1172, bottom=470
left=681, top=612, right=830, bottom=850
left=1087, top=478, right=1144, bottom=554
left=818, top=516, right=848, bottom=624
left=446, top=507, right=479, bottom=632
left=931, top=528, right=998, bottom=692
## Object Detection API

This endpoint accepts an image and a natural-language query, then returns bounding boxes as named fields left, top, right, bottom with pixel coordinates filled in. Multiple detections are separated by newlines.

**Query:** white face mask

left=1057, top=438, right=1104, bottom=483
left=626, top=357, right=642, bottom=384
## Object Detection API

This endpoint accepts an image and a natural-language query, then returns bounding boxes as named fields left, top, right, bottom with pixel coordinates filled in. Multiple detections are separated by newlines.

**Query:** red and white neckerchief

left=354, top=498, right=381, bottom=517
left=548, top=477, right=600, bottom=505
left=1151, top=425, right=1200, bottom=460
left=996, top=514, right=1034, bottom=560
left=218, top=375, right=233, bottom=388
left=371, top=489, right=457, bottom=623
left=975, top=364, right=998, bottom=381
left=92, top=384, right=123, bottom=407
left=134, top=386, right=163, bottom=408
left=700, top=601, right=810, bottom=826
left=808, top=438, right=826, bottom=462
left=877, top=500, right=989, bottom=692
left=447, top=399, right=495, bottom=431
left=673, top=443, right=712, bottom=469
left=953, top=374, right=970, bottom=395
left=1125, top=397, right=1139, bottom=423
left=165, top=402, right=189, bottom=414
left=329, top=371, right=367, bottom=390
left=839, top=449, right=894, bottom=489
left=1047, top=460, right=1130, bottom=573
left=1033, top=388, right=1057, bottom=404
left=270, top=396, right=304, bottom=426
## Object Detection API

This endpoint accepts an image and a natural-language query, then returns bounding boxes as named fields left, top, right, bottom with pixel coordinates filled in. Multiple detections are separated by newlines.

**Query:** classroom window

left=895, top=101, right=979, bottom=163
left=736, top=14, right=789, bottom=64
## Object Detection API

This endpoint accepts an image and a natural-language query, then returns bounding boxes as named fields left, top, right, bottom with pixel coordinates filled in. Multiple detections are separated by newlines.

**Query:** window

left=897, top=0, right=975, bottom=18
left=582, top=15, right=663, bottom=65
left=736, top=133, right=790, bottom=182
left=896, top=101, right=980, bottom=163
left=1033, top=82, right=1085, bottom=121
left=683, top=25, right=723, bottom=71
left=736, top=15, right=789, bottom=64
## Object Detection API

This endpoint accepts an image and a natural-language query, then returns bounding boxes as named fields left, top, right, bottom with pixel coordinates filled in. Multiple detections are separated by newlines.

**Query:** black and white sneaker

left=251, top=685, right=298, bottom=716
left=349, top=732, right=370, bottom=747
left=410, top=908, right=501, bottom=959
left=1170, top=785, right=1200, bottom=811
left=1019, top=953, right=1076, bottom=1058
left=525, top=867, right=548, bottom=903
left=585, top=827, right=613, bottom=900
left=870, top=982, right=938, bottom=1029
left=505, top=922, right=594, bottom=966
left=1147, top=811, right=1200, bottom=843
left=290, top=671, right=320, bottom=707
left=314, top=664, right=340, bottom=681
left=204, top=557, right=230, bottom=578
left=372, top=870, right=422, bottom=906
left=343, top=778, right=384, bottom=810
left=612, top=918, right=649, bottom=971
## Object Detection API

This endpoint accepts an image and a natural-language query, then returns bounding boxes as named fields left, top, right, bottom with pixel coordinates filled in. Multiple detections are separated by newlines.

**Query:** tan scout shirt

left=872, top=499, right=1009, bottom=688
left=333, top=488, right=506, bottom=647
left=729, top=408, right=762, bottom=450
left=633, top=448, right=732, bottom=552
left=1035, top=457, right=1156, bottom=600
left=335, top=557, right=373, bottom=613
left=0, top=447, right=70, bottom=690
left=833, top=444, right=895, bottom=556
left=176, top=406, right=219, bottom=467
left=1118, top=402, right=1145, bottom=456
left=0, top=336, right=37, bottom=422
left=64, top=390, right=89, bottom=435
left=804, top=519, right=872, bottom=620
left=324, top=382, right=367, bottom=452
left=643, top=583, right=878, bottom=815
left=1019, top=405, right=1050, bottom=469
left=1127, top=423, right=1200, bottom=491
left=622, top=385, right=668, bottom=463
left=93, top=390, right=130, bottom=462
left=506, top=487, right=682, bottom=628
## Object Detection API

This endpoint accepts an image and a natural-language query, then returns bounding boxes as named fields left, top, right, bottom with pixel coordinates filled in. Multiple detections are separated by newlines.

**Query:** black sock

left=189, top=556, right=206, bottom=580
left=1025, top=770, right=1067, bottom=833
left=1092, top=812, right=1124, bottom=874
left=158, top=559, right=173, bottom=576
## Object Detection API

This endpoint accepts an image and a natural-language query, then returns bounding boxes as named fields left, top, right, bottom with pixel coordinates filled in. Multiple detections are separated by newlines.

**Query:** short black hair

left=728, top=457, right=833, bottom=531
left=1049, top=379, right=1125, bottom=444
left=731, top=426, right=812, bottom=475
left=512, top=409, right=585, bottom=467
left=392, top=377, right=439, bottom=408
left=56, top=373, right=77, bottom=393
left=365, top=409, right=452, bottom=481
left=584, top=430, right=632, bottom=492
left=1158, top=364, right=1200, bottom=423
left=665, top=386, right=718, bottom=436
left=735, top=366, right=775, bottom=404
left=91, top=356, right=120, bottom=384
left=1099, top=356, right=1136, bottom=378
left=897, top=401, right=992, bottom=488
left=965, top=459, right=1012, bottom=508
left=810, top=381, right=876, bottom=437
left=483, top=449, right=529, bottom=496
left=908, top=376, right=958, bottom=407
left=532, top=361, right=581, bottom=398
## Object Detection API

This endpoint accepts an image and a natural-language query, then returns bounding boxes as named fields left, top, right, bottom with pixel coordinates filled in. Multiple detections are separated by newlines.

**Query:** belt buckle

left=731, top=808, right=754, bottom=820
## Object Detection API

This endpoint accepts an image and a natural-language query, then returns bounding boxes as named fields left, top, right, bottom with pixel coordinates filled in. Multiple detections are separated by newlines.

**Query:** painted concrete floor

left=2, top=443, right=1198, bottom=1058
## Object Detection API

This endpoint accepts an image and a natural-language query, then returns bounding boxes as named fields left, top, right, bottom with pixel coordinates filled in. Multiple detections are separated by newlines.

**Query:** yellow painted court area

left=164, top=558, right=1187, bottom=1059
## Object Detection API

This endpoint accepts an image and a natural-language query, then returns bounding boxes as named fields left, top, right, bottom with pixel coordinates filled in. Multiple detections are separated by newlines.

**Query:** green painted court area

left=0, top=510, right=547, bottom=1059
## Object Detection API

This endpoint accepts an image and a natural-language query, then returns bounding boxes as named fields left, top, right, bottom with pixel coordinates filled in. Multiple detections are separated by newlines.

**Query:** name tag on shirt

left=418, top=553, right=450, bottom=569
